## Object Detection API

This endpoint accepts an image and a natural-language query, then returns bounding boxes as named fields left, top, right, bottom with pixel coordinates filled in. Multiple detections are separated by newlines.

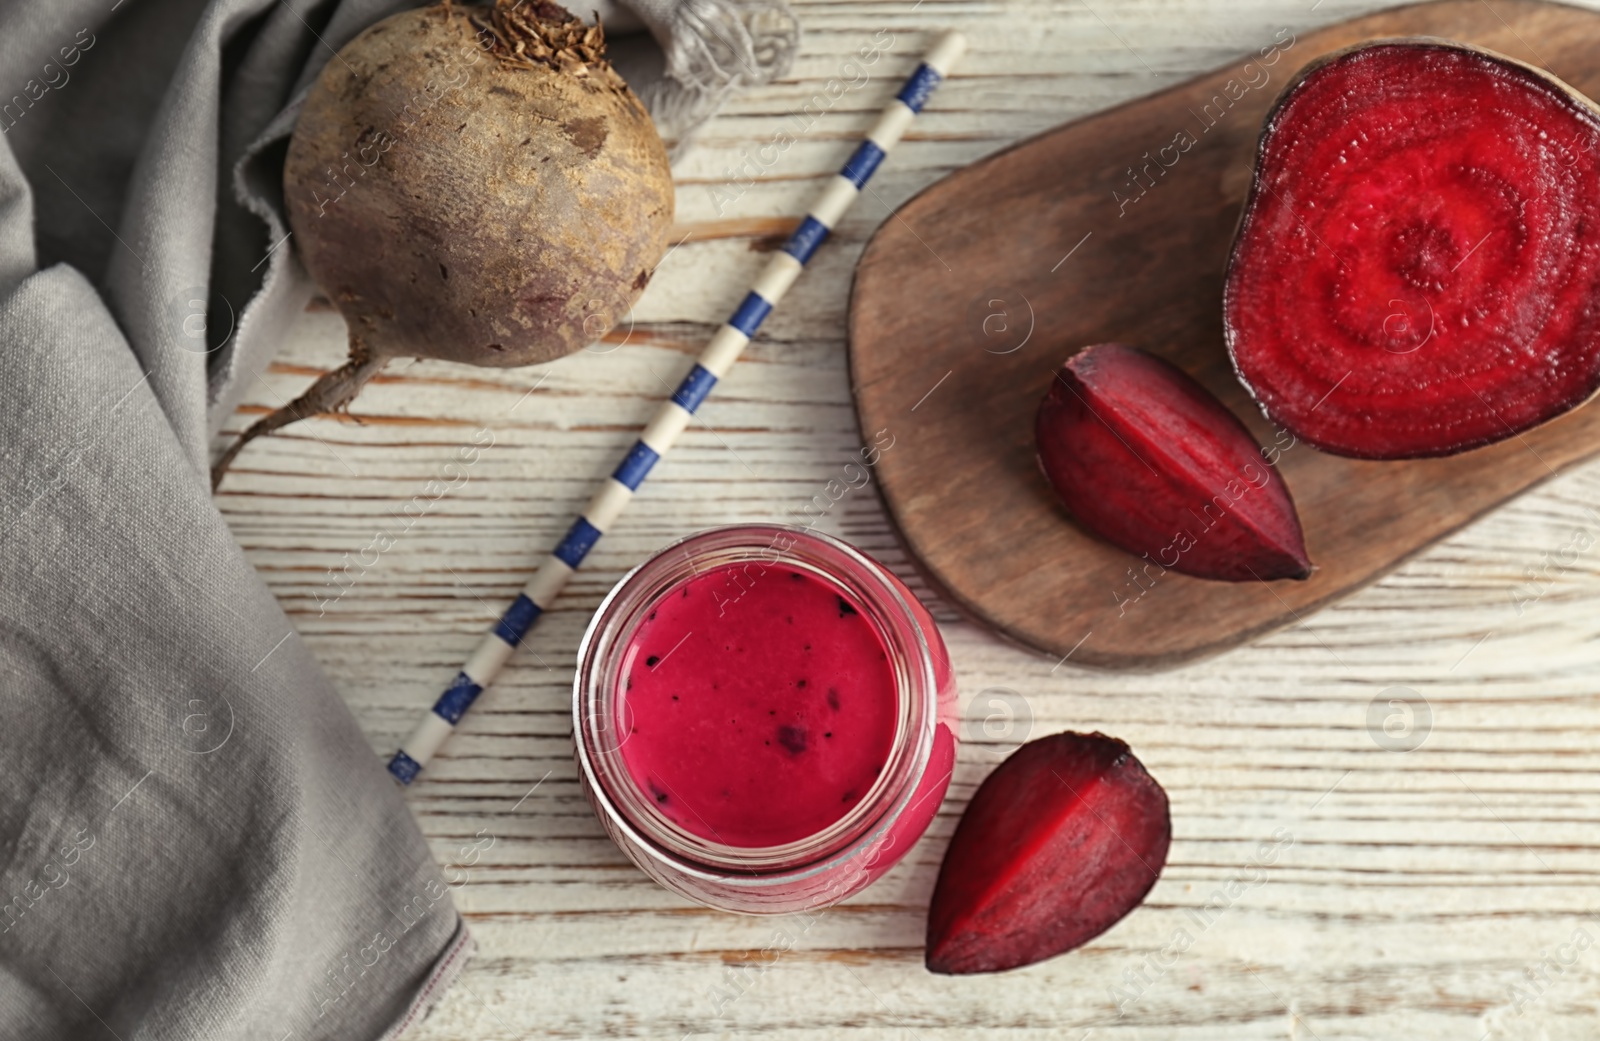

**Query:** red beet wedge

left=1227, top=39, right=1600, bottom=459
left=926, top=732, right=1170, bottom=975
left=1035, top=344, right=1312, bottom=582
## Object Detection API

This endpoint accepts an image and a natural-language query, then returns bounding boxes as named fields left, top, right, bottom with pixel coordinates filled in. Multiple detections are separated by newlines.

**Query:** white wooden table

left=217, top=1, right=1600, bottom=1036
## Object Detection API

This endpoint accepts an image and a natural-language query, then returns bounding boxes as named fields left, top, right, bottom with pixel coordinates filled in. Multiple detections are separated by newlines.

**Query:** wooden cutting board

left=849, top=0, right=1600, bottom=671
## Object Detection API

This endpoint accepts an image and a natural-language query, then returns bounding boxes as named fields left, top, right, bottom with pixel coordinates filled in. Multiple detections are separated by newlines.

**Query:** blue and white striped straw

left=387, top=30, right=967, bottom=784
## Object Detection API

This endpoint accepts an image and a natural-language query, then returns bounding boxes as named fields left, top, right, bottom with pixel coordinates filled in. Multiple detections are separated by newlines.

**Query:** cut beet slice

left=926, top=731, right=1170, bottom=975
left=1226, top=39, right=1600, bottom=458
left=1035, top=344, right=1312, bottom=582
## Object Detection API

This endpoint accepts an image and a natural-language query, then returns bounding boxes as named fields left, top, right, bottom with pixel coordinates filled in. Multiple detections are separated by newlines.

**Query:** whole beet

left=212, top=0, right=673, bottom=488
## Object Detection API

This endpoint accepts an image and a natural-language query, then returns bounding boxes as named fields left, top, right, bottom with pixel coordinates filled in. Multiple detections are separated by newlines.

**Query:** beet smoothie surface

left=616, top=564, right=899, bottom=849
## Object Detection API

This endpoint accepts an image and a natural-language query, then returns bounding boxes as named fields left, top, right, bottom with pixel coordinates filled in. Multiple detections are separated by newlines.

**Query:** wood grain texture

left=214, top=1, right=1600, bottom=1038
left=849, top=0, right=1600, bottom=670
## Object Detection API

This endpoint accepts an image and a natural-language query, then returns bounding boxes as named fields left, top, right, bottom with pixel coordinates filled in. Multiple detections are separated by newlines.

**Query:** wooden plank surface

left=850, top=0, right=1600, bottom=671
left=214, top=1, right=1600, bottom=1037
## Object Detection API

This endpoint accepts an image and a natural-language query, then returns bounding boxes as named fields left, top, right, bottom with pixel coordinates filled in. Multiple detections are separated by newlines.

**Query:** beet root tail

left=210, top=347, right=387, bottom=491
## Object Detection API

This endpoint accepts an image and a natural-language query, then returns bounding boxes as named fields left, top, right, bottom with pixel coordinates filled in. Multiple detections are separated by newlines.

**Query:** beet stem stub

left=210, top=348, right=387, bottom=490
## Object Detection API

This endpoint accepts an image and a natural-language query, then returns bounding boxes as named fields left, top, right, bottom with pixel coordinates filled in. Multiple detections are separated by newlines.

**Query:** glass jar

left=573, top=525, right=958, bottom=914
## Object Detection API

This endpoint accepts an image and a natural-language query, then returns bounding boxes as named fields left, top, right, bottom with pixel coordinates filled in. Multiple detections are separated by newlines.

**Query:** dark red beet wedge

left=926, top=731, right=1170, bottom=975
left=1035, top=344, right=1312, bottom=582
left=1227, top=39, right=1600, bottom=459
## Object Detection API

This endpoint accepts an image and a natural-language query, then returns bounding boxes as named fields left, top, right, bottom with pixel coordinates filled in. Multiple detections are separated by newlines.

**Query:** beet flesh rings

left=1226, top=41, right=1600, bottom=458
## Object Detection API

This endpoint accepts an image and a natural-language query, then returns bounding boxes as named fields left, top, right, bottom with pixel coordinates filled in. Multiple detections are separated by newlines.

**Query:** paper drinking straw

left=387, top=30, right=968, bottom=784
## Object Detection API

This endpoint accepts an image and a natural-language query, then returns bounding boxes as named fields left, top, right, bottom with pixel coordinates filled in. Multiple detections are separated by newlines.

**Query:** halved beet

left=1036, top=344, right=1312, bottom=582
left=1226, top=39, right=1600, bottom=459
left=926, top=731, right=1170, bottom=975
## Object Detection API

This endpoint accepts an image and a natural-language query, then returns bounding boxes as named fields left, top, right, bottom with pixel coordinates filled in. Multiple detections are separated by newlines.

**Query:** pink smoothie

left=616, top=563, right=900, bottom=848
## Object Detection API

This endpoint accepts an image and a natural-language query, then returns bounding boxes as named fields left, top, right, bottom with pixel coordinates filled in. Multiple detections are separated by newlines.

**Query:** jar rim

left=573, top=524, right=939, bottom=887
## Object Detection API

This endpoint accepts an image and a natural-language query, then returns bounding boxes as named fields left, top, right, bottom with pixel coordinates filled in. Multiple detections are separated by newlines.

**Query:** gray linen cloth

left=0, top=0, right=794, bottom=1039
